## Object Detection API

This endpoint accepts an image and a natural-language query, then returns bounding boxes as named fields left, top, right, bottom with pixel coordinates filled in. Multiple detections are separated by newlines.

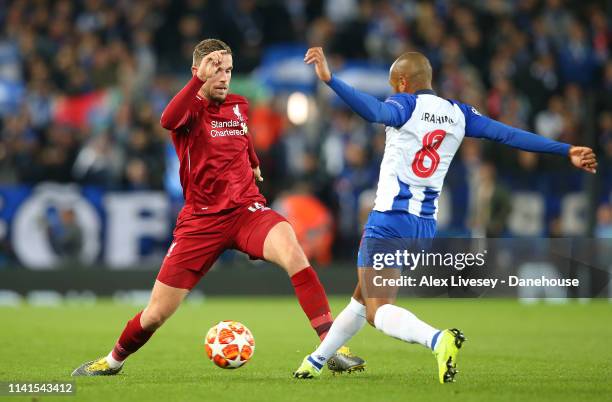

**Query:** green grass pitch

left=1, top=297, right=611, bottom=402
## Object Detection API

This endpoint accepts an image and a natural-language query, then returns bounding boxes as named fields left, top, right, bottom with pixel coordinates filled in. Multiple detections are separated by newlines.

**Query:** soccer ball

left=205, top=320, right=255, bottom=369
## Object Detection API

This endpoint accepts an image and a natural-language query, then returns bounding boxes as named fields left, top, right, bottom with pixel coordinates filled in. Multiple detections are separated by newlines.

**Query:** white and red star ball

left=205, top=320, right=255, bottom=369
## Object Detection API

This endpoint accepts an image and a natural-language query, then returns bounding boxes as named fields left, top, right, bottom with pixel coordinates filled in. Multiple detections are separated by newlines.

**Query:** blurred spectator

left=598, top=60, right=612, bottom=111
left=334, top=141, right=377, bottom=249
left=123, top=127, right=164, bottom=189
left=468, top=162, right=512, bottom=237
left=541, top=0, right=573, bottom=47
left=38, top=124, right=79, bottom=183
left=72, top=133, right=122, bottom=187
left=535, top=96, right=565, bottom=140
left=599, top=112, right=612, bottom=162
left=124, top=158, right=150, bottom=190
left=595, top=204, right=612, bottom=238
left=558, top=20, right=596, bottom=87
left=44, top=207, right=83, bottom=266
left=273, top=190, right=334, bottom=265
left=515, top=54, right=558, bottom=114
left=589, top=6, right=609, bottom=64
left=322, top=109, right=368, bottom=177
left=249, top=99, right=284, bottom=153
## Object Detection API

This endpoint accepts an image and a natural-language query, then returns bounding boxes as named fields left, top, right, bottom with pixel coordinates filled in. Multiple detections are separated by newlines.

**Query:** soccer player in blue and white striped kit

left=294, top=48, right=597, bottom=383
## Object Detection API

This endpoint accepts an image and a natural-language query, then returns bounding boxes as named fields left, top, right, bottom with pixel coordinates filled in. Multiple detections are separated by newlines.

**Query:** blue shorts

left=357, top=210, right=436, bottom=267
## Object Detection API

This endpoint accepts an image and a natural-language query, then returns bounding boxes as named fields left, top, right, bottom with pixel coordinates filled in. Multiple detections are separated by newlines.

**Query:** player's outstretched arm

left=461, top=104, right=597, bottom=174
left=160, top=50, right=225, bottom=131
left=304, top=47, right=411, bottom=127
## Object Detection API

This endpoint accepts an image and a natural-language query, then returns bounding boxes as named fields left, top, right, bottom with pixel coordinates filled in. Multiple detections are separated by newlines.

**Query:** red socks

left=111, top=311, right=155, bottom=361
left=290, top=266, right=333, bottom=340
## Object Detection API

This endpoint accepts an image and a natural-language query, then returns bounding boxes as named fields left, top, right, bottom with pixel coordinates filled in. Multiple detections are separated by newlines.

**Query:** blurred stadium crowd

left=0, top=0, right=610, bottom=259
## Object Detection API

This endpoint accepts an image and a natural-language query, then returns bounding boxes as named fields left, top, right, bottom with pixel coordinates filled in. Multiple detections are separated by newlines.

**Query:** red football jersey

left=161, top=76, right=265, bottom=214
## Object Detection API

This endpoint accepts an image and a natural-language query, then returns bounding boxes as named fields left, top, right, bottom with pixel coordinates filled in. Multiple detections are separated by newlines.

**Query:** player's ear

left=399, top=76, right=408, bottom=92
left=191, top=66, right=197, bottom=77
left=389, top=76, right=399, bottom=93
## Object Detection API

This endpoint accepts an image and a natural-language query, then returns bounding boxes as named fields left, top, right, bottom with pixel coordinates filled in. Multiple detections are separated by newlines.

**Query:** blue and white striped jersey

left=326, top=76, right=570, bottom=221
left=374, top=92, right=465, bottom=219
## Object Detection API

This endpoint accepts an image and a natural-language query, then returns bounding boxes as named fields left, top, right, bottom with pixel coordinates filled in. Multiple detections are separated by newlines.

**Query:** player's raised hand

left=304, top=47, right=332, bottom=82
left=253, top=166, right=264, bottom=182
left=197, top=50, right=226, bottom=82
left=569, top=146, right=597, bottom=174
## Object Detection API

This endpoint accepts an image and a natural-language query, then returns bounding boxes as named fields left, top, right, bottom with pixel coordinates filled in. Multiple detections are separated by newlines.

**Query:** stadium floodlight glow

left=287, top=92, right=309, bottom=125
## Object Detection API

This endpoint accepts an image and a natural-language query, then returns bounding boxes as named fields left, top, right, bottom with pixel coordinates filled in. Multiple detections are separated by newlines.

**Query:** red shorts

left=157, top=202, right=287, bottom=290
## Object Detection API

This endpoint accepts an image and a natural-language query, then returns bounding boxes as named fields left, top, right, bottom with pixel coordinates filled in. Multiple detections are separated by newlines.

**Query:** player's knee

left=141, top=307, right=171, bottom=331
left=365, top=305, right=379, bottom=326
left=281, top=243, right=309, bottom=274
left=365, top=301, right=393, bottom=326
left=267, top=233, right=308, bottom=274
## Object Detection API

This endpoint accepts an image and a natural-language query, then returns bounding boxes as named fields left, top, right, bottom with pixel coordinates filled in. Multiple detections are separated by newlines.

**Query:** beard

left=208, top=93, right=227, bottom=103
left=205, top=85, right=228, bottom=104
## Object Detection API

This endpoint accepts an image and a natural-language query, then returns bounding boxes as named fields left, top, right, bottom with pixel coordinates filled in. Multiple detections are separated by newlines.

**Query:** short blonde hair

left=192, top=39, right=232, bottom=67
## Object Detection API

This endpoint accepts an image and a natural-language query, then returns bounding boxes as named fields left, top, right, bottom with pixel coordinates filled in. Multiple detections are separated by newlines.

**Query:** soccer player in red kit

left=72, top=39, right=365, bottom=376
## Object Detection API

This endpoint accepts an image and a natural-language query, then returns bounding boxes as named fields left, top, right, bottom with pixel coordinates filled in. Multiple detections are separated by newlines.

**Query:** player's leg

left=295, top=281, right=367, bottom=377
left=296, top=237, right=461, bottom=381
left=295, top=232, right=388, bottom=377
left=112, top=280, right=189, bottom=360
left=356, top=266, right=440, bottom=347
left=71, top=279, right=191, bottom=376
left=72, top=217, right=220, bottom=377
left=263, top=221, right=366, bottom=371
left=233, top=206, right=365, bottom=373
left=368, top=291, right=466, bottom=383
left=295, top=267, right=461, bottom=381
left=262, top=220, right=335, bottom=340
left=296, top=266, right=400, bottom=377
left=359, top=264, right=466, bottom=383
left=232, top=207, right=332, bottom=339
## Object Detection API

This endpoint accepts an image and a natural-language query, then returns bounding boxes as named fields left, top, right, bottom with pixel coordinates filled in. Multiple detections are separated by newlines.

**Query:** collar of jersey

left=414, top=89, right=436, bottom=96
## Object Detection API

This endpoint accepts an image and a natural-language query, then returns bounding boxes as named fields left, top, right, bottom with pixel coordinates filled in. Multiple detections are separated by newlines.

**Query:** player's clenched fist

left=196, top=50, right=226, bottom=82
left=569, top=146, right=597, bottom=174
left=304, top=47, right=332, bottom=83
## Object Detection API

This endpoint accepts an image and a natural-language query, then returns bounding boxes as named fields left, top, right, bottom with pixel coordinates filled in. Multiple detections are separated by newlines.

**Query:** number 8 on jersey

left=412, top=129, right=447, bottom=178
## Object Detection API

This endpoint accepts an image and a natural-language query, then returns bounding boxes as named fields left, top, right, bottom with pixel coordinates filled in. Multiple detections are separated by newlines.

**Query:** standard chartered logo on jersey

left=210, top=120, right=248, bottom=137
